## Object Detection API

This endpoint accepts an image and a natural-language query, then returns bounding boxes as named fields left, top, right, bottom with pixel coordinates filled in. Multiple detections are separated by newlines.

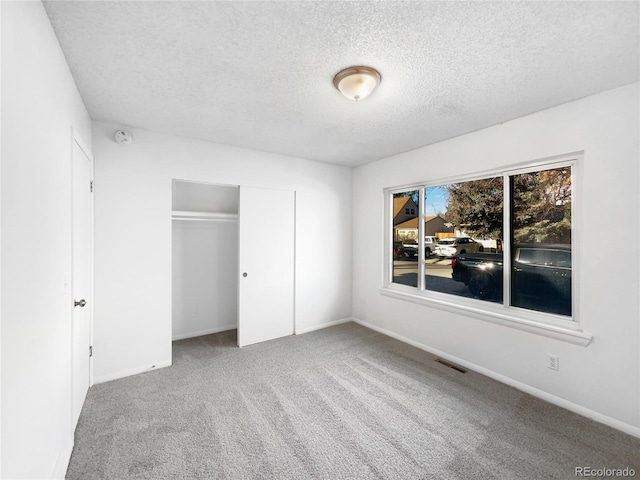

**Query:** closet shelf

left=172, top=211, right=238, bottom=222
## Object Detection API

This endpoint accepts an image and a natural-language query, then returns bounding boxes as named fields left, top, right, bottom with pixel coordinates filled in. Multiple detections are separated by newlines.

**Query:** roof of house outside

left=394, top=215, right=444, bottom=229
left=392, top=196, right=416, bottom=219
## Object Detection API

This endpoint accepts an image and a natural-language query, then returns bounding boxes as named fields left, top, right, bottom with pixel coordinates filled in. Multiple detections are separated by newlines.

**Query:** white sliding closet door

left=238, top=186, right=295, bottom=347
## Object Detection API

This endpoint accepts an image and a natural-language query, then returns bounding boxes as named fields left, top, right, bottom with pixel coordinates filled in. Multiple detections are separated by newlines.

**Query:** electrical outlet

left=548, top=354, right=559, bottom=371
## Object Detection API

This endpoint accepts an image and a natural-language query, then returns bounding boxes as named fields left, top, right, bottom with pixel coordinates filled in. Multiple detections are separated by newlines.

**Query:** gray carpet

left=67, top=323, right=640, bottom=479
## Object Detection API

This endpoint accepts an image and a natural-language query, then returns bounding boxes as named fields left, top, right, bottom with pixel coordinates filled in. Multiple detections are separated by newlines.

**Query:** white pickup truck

left=434, top=237, right=484, bottom=258
left=403, top=236, right=440, bottom=258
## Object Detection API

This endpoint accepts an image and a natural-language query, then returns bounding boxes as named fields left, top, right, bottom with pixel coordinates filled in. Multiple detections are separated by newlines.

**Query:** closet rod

left=172, top=217, right=238, bottom=223
left=172, top=211, right=238, bottom=222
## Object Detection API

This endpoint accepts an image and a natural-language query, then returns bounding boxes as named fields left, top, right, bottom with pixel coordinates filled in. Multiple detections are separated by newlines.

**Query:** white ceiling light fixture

left=333, top=66, right=381, bottom=101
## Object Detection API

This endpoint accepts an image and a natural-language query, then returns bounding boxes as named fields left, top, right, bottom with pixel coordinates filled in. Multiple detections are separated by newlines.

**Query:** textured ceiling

left=43, top=1, right=639, bottom=167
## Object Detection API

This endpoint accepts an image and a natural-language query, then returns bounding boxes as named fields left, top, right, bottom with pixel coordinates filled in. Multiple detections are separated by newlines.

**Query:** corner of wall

left=50, top=440, right=74, bottom=480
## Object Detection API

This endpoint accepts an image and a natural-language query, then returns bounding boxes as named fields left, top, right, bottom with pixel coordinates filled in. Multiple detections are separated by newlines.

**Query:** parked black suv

left=451, top=243, right=571, bottom=316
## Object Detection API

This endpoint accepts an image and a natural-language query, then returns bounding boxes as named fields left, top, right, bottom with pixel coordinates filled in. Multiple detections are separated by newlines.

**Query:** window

left=393, top=191, right=419, bottom=287
left=422, top=176, right=503, bottom=301
left=388, top=158, right=575, bottom=326
left=510, top=167, right=572, bottom=316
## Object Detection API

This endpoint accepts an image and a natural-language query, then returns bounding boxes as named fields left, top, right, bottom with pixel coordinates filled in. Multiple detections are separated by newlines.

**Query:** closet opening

left=172, top=180, right=239, bottom=343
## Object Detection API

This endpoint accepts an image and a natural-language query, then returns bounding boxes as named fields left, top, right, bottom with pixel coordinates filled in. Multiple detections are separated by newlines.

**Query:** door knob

left=74, top=299, right=87, bottom=308
left=242, top=272, right=248, bottom=278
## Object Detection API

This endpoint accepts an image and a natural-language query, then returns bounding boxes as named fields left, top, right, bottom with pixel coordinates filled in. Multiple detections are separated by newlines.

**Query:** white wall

left=92, top=122, right=352, bottom=382
left=172, top=219, right=239, bottom=339
left=352, top=83, right=640, bottom=435
left=1, top=2, right=92, bottom=478
left=172, top=179, right=239, bottom=214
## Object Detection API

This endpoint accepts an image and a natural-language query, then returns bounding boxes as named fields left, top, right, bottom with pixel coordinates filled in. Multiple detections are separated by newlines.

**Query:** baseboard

left=352, top=317, right=640, bottom=438
left=50, top=439, right=73, bottom=479
left=172, top=324, right=237, bottom=341
left=93, top=359, right=172, bottom=385
left=295, top=317, right=352, bottom=335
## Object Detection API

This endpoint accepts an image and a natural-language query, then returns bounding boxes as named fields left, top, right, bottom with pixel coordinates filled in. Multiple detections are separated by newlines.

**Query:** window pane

left=392, top=191, right=419, bottom=287
left=425, top=179, right=504, bottom=302
left=510, top=167, right=572, bottom=316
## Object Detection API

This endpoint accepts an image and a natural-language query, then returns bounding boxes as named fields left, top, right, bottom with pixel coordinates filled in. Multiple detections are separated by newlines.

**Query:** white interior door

left=238, top=186, right=294, bottom=347
left=72, top=138, right=92, bottom=428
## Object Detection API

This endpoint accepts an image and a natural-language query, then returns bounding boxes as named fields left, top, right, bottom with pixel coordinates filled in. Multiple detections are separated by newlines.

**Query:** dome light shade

left=333, top=66, right=381, bottom=101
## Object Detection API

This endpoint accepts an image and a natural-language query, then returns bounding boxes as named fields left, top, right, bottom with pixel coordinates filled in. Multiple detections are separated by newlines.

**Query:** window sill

left=380, top=286, right=592, bottom=346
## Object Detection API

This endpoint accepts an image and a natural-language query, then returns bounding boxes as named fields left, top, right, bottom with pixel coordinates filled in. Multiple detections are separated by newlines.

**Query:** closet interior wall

left=172, top=180, right=239, bottom=340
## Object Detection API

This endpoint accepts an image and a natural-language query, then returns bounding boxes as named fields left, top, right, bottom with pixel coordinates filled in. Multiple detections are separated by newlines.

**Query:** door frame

left=169, top=179, right=297, bottom=350
left=70, top=127, right=94, bottom=434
